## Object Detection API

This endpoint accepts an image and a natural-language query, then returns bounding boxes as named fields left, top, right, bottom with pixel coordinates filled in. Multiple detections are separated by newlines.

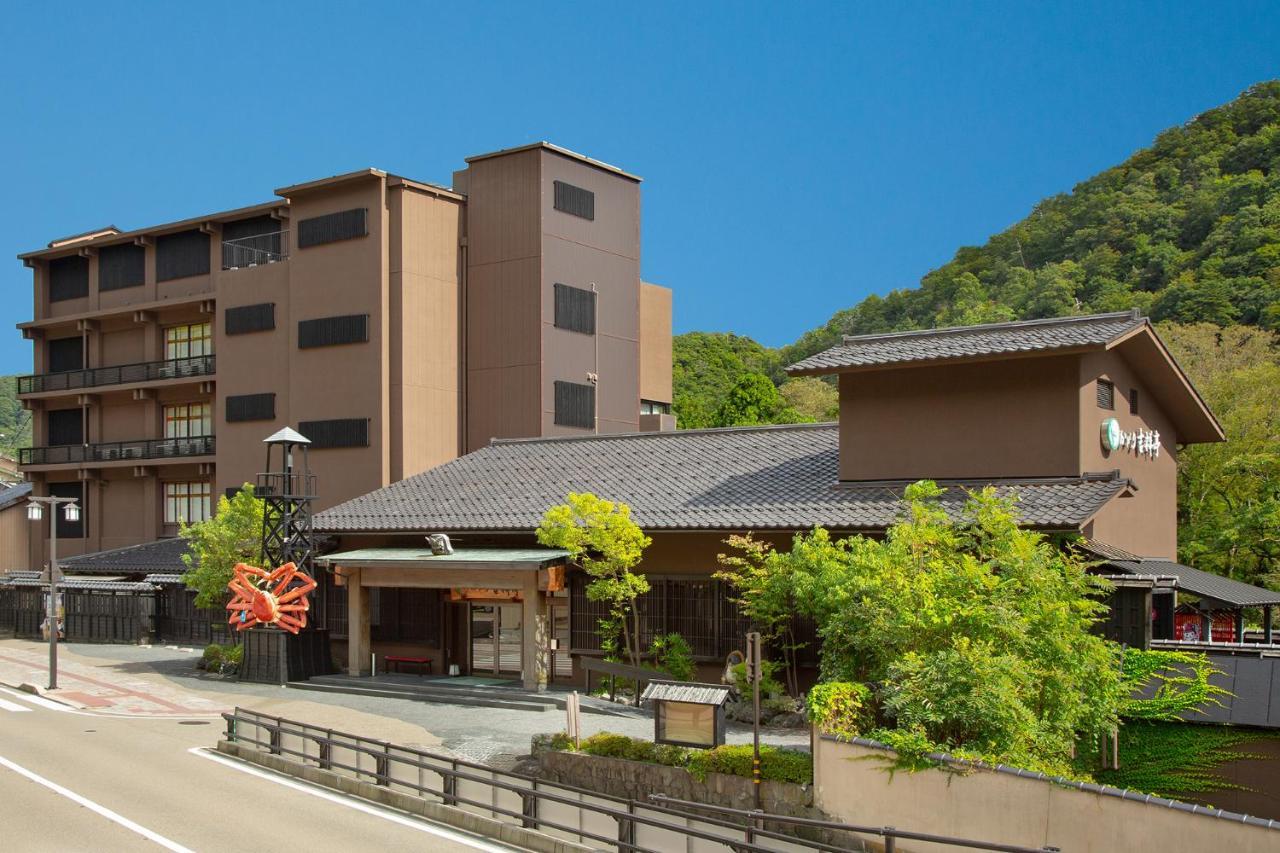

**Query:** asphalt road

left=0, top=687, right=519, bottom=852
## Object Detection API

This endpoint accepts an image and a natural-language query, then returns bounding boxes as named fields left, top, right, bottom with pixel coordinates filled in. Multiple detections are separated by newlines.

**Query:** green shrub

left=200, top=642, right=242, bottom=675
left=806, top=681, right=873, bottom=739
left=567, top=731, right=811, bottom=784
left=649, top=633, right=696, bottom=682
left=689, top=744, right=813, bottom=784
left=731, top=660, right=785, bottom=698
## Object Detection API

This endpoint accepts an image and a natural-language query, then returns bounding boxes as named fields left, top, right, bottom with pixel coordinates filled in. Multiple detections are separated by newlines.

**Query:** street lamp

left=26, top=496, right=80, bottom=690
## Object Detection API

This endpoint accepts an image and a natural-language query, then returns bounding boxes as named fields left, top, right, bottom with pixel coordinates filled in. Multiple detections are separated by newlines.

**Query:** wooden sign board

left=449, top=588, right=522, bottom=603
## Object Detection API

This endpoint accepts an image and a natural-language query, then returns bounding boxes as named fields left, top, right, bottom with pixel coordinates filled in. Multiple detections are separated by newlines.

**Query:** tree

left=713, top=373, right=805, bottom=427
left=730, top=482, right=1124, bottom=776
left=180, top=485, right=265, bottom=609
left=778, top=377, right=839, bottom=422
left=536, top=493, right=652, bottom=666
left=1159, top=323, right=1280, bottom=585
left=716, top=534, right=806, bottom=696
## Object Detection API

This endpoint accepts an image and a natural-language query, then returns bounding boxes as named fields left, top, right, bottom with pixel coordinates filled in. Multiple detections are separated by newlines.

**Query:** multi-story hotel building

left=15, top=142, right=674, bottom=568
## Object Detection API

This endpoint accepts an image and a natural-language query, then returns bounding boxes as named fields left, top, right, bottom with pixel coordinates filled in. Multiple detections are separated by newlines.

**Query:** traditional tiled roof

left=1081, top=541, right=1280, bottom=608
left=641, top=681, right=732, bottom=706
left=58, top=537, right=192, bottom=575
left=0, top=482, right=32, bottom=512
left=315, top=423, right=1129, bottom=534
left=786, top=311, right=1146, bottom=375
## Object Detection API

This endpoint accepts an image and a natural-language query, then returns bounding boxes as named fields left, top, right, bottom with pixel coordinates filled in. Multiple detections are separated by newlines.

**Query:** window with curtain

left=164, top=323, right=212, bottom=360
left=164, top=402, right=212, bottom=438
left=164, top=481, right=211, bottom=524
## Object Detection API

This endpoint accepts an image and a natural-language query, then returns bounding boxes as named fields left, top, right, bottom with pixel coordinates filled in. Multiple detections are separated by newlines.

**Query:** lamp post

left=26, top=495, right=79, bottom=690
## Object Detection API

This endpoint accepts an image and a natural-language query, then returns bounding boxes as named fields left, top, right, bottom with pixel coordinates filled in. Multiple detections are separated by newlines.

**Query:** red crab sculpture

left=226, top=561, right=317, bottom=634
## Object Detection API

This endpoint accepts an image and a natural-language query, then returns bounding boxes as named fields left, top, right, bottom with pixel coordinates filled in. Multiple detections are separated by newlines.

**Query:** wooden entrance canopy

left=315, top=547, right=570, bottom=690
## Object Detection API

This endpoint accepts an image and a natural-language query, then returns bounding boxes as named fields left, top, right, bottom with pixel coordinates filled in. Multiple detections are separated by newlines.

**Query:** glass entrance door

left=470, top=603, right=523, bottom=676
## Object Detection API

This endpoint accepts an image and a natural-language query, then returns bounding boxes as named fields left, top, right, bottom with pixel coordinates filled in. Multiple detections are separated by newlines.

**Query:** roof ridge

left=836, top=309, right=1144, bottom=346
left=489, top=421, right=837, bottom=447
left=60, top=536, right=186, bottom=562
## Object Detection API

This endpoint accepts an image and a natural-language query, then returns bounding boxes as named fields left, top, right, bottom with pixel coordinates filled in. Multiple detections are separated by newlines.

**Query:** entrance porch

left=318, top=547, right=570, bottom=691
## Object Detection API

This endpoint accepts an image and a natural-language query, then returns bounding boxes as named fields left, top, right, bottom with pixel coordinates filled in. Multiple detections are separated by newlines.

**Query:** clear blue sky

left=2, top=2, right=1278, bottom=374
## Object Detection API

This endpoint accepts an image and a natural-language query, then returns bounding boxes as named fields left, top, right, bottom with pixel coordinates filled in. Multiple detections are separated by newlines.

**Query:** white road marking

left=188, top=747, right=514, bottom=851
left=0, top=697, right=32, bottom=712
left=0, top=753, right=195, bottom=853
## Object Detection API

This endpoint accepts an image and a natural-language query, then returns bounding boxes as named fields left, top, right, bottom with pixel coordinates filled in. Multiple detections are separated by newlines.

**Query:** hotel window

left=49, top=482, right=86, bottom=538
left=164, top=403, right=212, bottom=438
left=641, top=400, right=671, bottom=416
left=553, top=181, right=595, bottom=220
left=1096, top=379, right=1115, bottom=410
left=554, top=381, right=595, bottom=429
left=554, top=283, right=596, bottom=334
left=165, top=322, right=212, bottom=360
left=1129, top=388, right=1140, bottom=415
left=165, top=481, right=211, bottom=524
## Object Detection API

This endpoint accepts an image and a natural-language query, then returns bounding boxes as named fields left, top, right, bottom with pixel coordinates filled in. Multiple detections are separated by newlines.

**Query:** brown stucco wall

left=1077, top=349, right=1180, bottom=558
left=813, top=734, right=1279, bottom=853
left=639, top=281, right=673, bottom=407
left=838, top=355, right=1081, bottom=482
left=0, top=504, right=30, bottom=572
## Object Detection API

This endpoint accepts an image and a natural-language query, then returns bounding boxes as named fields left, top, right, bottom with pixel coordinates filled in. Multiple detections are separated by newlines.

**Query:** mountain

left=675, top=81, right=1280, bottom=425
left=0, top=376, right=30, bottom=459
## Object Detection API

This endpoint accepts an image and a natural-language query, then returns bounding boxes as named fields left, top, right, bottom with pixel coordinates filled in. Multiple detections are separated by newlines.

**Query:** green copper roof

left=316, top=547, right=570, bottom=569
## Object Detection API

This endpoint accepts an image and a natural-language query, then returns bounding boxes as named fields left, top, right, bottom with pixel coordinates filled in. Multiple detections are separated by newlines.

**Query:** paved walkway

left=0, top=639, right=810, bottom=765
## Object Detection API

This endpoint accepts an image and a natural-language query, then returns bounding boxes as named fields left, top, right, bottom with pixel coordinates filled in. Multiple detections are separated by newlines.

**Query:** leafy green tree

left=716, top=533, right=807, bottom=696
left=713, top=373, right=805, bottom=427
left=673, top=332, right=781, bottom=429
left=778, top=377, right=839, bottom=422
left=726, top=482, right=1124, bottom=776
left=180, top=485, right=265, bottom=609
left=536, top=493, right=652, bottom=666
left=1159, top=323, right=1280, bottom=585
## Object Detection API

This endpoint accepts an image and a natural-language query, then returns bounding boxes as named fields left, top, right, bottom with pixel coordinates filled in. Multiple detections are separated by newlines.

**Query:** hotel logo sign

left=1101, top=417, right=1160, bottom=459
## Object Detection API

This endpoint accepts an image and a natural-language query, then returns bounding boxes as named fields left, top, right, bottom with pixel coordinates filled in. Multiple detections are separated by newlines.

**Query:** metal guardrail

left=17, top=354, right=215, bottom=395
left=222, top=707, right=842, bottom=853
left=20, top=435, right=215, bottom=466
left=222, top=229, right=289, bottom=269
left=647, top=795, right=1059, bottom=853
left=221, top=707, right=1058, bottom=853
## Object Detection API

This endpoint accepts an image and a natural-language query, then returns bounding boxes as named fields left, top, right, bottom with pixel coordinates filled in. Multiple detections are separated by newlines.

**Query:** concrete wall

left=813, top=734, right=1280, bottom=853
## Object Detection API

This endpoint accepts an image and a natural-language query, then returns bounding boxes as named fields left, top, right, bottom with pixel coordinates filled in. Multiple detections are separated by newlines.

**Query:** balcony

left=18, top=355, right=215, bottom=396
left=20, top=435, right=215, bottom=466
left=222, top=229, right=289, bottom=270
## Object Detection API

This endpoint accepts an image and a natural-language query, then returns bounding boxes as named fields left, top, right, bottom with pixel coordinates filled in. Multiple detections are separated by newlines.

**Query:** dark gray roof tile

left=59, top=537, right=192, bottom=575
left=316, top=423, right=1127, bottom=534
left=787, top=311, right=1146, bottom=374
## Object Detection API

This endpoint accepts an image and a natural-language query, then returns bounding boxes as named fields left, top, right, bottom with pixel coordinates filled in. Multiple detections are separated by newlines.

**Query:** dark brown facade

left=15, top=144, right=673, bottom=569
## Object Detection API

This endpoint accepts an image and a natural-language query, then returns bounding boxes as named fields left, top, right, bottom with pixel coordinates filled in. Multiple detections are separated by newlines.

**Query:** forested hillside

left=675, top=81, right=1280, bottom=426
left=0, top=376, right=30, bottom=458
left=672, top=82, right=1280, bottom=585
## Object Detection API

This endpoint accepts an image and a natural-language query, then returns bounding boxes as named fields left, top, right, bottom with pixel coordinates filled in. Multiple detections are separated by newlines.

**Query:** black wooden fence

left=0, top=575, right=232, bottom=646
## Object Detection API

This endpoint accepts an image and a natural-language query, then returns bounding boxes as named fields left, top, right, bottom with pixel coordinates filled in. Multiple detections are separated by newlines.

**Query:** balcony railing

left=222, top=229, right=289, bottom=269
left=20, top=435, right=215, bottom=466
left=18, top=355, right=215, bottom=395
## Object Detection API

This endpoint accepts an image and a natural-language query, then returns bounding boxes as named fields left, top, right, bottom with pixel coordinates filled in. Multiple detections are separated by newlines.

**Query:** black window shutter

left=554, top=283, right=596, bottom=334
left=1096, top=379, right=1114, bottom=410
left=554, top=381, right=595, bottom=429
left=226, top=393, right=276, bottom=422
left=298, top=314, right=369, bottom=349
left=298, top=418, right=370, bottom=449
left=47, top=337, right=84, bottom=373
left=1128, top=388, right=1139, bottom=415
left=225, top=303, right=276, bottom=335
left=98, top=243, right=145, bottom=291
left=48, top=256, right=89, bottom=302
left=553, top=181, right=595, bottom=220
left=156, top=229, right=211, bottom=282
left=47, top=409, right=83, bottom=446
left=297, top=209, right=368, bottom=248
left=49, top=482, right=85, bottom=538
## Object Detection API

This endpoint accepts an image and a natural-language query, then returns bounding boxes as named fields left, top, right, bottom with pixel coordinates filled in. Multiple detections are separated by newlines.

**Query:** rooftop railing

left=20, top=435, right=215, bottom=466
left=18, top=354, right=215, bottom=395
left=222, top=229, right=289, bottom=269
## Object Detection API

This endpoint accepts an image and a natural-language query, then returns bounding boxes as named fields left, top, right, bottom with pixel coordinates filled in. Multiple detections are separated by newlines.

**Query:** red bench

left=383, top=655, right=432, bottom=675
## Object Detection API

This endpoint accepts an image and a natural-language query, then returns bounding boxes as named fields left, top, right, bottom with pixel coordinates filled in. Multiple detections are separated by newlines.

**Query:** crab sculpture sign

left=226, top=562, right=317, bottom=634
